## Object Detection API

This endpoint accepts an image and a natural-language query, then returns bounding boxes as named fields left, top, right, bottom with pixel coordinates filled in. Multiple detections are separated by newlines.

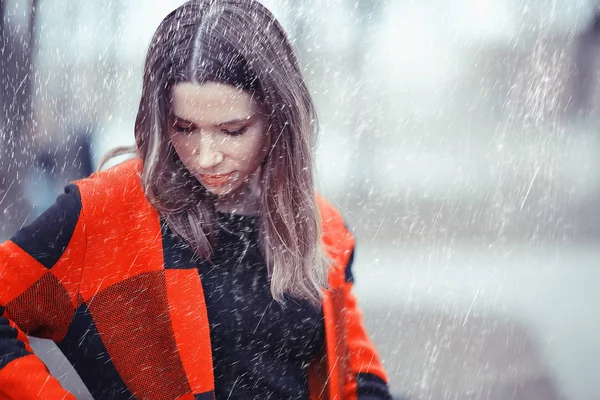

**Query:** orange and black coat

left=0, top=159, right=389, bottom=399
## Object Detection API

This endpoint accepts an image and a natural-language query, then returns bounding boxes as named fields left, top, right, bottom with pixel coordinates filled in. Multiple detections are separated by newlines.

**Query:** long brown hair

left=102, top=0, right=328, bottom=306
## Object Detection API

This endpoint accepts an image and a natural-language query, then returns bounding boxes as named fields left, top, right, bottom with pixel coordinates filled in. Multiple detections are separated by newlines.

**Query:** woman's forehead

left=169, top=81, right=259, bottom=125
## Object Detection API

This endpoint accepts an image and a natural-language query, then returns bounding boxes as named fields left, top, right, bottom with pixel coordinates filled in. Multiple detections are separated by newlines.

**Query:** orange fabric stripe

left=8, top=319, right=33, bottom=354
left=343, top=282, right=389, bottom=382
left=176, top=394, right=196, bottom=400
left=86, top=270, right=191, bottom=399
left=0, top=354, right=76, bottom=399
left=0, top=241, right=47, bottom=304
left=165, top=269, right=215, bottom=394
left=317, top=194, right=390, bottom=397
left=316, top=194, right=355, bottom=289
left=317, top=194, right=358, bottom=399
left=331, top=288, right=355, bottom=400
left=50, top=212, right=87, bottom=309
left=321, top=291, right=341, bottom=400
left=77, top=160, right=164, bottom=301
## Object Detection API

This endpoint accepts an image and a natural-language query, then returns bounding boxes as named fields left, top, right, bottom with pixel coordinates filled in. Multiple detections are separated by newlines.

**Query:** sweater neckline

left=215, top=210, right=259, bottom=220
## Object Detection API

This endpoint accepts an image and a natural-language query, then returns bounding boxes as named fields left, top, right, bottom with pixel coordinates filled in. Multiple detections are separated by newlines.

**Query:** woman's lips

left=199, top=172, right=235, bottom=187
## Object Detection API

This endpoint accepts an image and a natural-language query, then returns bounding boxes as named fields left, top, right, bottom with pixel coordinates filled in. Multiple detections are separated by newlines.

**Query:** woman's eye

left=222, top=126, right=248, bottom=136
left=173, top=123, right=195, bottom=134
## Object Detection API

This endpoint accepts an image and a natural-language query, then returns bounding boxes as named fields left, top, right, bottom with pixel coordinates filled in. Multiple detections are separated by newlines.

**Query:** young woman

left=0, top=1, right=391, bottom=399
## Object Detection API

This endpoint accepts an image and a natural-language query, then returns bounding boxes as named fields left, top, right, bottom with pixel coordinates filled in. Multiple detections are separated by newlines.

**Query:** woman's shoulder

left=74, top=158, right=142, bottom=195
left=73, top=157, right=151, bottom=215
left=316, top=194, right=349, bottom=232
left=316, top=194, right=354, bottom=252
left=76, top=157, right=141, bottom=186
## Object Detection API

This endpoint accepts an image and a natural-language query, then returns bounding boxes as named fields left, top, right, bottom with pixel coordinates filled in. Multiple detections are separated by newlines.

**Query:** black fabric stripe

left=57, top=301, right=134, bottom=400
left=356, top=372, right=393, bottom=399
left=345, top=247, right=355, bottom=283
left=342, top=223, right=355, bottom=283
left=0, top=316, right=31, bottom=369
left=194, top=392, right=215, bottom=400
left=10, top=184, right=82, bottom=269
left=161, top=219, right=197, bottom=270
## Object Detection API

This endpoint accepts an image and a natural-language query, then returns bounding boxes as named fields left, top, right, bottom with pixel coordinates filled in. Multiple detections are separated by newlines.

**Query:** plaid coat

left=0, top=159, right=389, bottom=399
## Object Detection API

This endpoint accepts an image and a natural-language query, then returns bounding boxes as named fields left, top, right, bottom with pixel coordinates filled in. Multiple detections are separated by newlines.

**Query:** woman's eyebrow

left=214, top=114, right=259, bottom=127
left=171, top=114, right=258, bottom=127
left=171, top=115, right=196, bottom=125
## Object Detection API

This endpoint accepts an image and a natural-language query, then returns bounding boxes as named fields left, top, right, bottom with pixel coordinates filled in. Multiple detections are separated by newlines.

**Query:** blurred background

left=1, top=0, right=600, bottom=399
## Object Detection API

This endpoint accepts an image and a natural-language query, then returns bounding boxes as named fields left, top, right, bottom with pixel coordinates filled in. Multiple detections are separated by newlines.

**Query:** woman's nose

left=194, top=135, right=224, bottom=169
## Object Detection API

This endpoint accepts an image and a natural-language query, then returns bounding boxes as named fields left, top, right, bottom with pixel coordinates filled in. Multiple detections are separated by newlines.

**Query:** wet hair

left=103, top=0, right=328, bottom=306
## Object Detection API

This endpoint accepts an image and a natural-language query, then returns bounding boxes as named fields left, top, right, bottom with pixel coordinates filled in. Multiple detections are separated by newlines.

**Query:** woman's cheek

left=174, top=138, right=197, bottom=159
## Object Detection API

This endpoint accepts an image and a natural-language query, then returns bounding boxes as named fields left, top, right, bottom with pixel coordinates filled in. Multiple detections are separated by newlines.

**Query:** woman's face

left=169, top=81, right=269, bottom=201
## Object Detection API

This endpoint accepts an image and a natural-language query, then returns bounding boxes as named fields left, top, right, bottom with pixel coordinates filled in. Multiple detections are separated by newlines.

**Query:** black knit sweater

left=168, top=212, right=325, bottom=400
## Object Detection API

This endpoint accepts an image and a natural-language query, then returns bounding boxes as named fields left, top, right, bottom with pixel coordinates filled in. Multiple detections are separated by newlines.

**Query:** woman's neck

left=214, top=168, right=262, bottom=216
left=215, top=197, right=260, bottom=216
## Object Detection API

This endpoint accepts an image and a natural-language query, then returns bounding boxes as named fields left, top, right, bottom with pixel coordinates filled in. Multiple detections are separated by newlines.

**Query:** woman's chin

left=203, top=183, right=237, bottom=197
left=204, top=178, right=248, bottom=197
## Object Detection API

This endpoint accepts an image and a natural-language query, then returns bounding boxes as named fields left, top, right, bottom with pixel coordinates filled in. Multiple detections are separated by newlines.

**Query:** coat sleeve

left=341, top=244, right=393, bottom=400
left=317, top=193, right=392, bottom=400
left=0, top=184, right=86, bottom=399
